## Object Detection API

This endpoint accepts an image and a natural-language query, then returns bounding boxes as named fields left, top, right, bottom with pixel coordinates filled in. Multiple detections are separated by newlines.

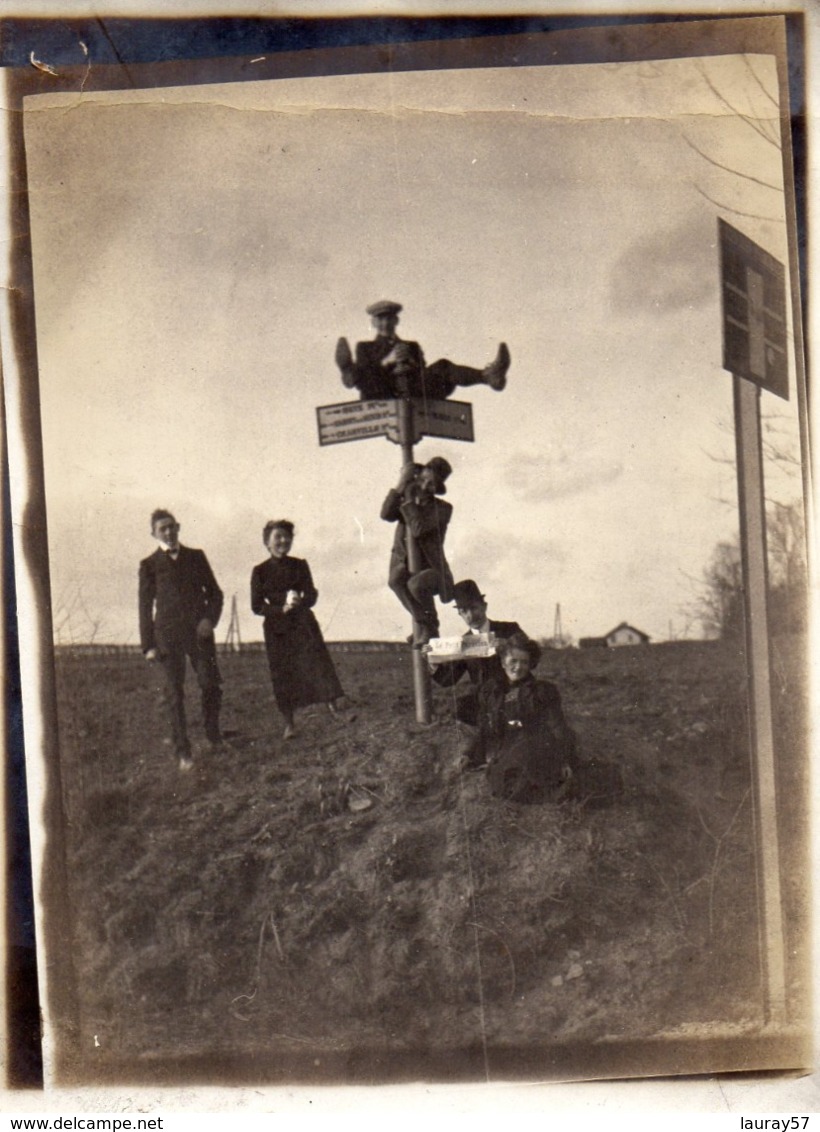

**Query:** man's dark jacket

left=380, top=488, right=454, bottom=601
left=353, top=336, right=424, bottom=400
left=139, top=545, right=224, bottom=653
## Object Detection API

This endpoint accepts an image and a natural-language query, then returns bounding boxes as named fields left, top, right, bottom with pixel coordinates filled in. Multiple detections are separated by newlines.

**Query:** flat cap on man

left=366, top=300, right=403, bottom=317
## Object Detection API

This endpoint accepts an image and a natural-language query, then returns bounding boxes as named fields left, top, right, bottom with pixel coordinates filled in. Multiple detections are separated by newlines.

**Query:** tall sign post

left=317, top=395, right=475, bottom=724
left=398, top=397, right=432, bottom=723
left=719, top=219, right=789, bottom=1022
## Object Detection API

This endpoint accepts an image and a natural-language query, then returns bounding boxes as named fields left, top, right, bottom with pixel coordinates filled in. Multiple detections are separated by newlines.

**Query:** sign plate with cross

left=719, top=218, right=788, bottom=400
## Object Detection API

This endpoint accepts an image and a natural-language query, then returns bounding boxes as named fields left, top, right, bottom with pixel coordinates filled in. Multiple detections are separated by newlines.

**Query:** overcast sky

left=22, top=48, right=802, bottom=645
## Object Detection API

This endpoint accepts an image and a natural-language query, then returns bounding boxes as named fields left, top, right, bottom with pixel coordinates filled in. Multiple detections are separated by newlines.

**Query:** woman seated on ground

left=476, top=632, right=578, bottom=804
left=251, top=519, right=345, bottom=740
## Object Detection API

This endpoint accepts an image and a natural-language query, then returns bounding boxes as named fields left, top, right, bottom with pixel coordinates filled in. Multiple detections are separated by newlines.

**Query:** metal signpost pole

left=733, top=376, right=786, bottom=1023
left=398, top=397, right=433, bottom=724
left=719, top=219, right=789, bottom=1023
left=317, top=392, right=473, bottom=728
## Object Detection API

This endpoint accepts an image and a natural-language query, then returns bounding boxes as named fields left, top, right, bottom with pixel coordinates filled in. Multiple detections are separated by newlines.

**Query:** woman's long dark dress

left=478, top=672, right=578, bottom=803
left=250, top=555, right=344, bottom=716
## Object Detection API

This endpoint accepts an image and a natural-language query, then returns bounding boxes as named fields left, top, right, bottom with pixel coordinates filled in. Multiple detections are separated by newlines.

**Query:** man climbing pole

left=380, top=456, right=455, bottom=648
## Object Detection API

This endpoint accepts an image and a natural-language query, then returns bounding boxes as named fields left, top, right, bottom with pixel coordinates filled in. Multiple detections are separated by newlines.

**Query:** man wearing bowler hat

left=381, top=456, right=455, bottom=647
left=428, top=578, right=526, bottom=766
left=335, top=300, right=510, bottom=401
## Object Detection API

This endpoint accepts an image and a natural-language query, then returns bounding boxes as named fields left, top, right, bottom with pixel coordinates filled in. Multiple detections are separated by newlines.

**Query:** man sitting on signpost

left=426, top=578, right=525, bottom=766
left=381, top=457, right=455, bottom=647
left=335, top=300, right=510, bottom=401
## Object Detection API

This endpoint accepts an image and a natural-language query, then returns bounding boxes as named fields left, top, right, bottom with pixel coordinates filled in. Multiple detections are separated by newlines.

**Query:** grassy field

left=46, top=635, right=810, bottom=1084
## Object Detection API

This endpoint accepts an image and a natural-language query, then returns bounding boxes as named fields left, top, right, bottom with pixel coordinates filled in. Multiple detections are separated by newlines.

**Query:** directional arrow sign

left=316, top=399, right=401, bottom=446
left=411, top=398, right=474, bottom=443
left=317, top=396, right=475, bottom=446
left=719, top=219, right=788, bottom=400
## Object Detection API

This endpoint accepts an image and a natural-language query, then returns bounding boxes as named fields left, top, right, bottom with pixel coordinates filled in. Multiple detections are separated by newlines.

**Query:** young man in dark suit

left=380, top=457, right=455, bottom=647
left=335, top=300, right=510, bottom=401
left=138, top=509, right=224, bottom=770
left=428, top=578, right=526, bottom=766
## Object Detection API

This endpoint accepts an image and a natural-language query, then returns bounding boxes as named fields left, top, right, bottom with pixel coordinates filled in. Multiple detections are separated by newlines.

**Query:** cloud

left=453, top=526, right=566, bottom=585
left=305, top=529, right=384, bottom=599
left=609, top=213, right=716, bottom=314
left=504, top=449, right=624, bottom=503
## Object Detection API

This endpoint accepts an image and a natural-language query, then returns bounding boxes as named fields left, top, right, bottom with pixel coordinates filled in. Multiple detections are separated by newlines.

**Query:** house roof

left=605, top=622, right=651, bottom=641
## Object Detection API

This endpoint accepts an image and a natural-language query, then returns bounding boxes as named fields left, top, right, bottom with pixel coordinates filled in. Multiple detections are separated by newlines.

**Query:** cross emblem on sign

left=719, top=218, right=788, bottom=400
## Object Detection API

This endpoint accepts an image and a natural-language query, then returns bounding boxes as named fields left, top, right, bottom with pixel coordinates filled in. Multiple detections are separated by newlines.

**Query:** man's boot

left=335, top=337, right=355, bottom=386
left=482, top=342, right=511, bottom=391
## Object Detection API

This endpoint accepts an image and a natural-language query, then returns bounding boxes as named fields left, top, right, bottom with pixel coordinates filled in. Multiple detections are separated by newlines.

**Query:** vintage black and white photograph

left=3, top=13, right=812, bottom=1092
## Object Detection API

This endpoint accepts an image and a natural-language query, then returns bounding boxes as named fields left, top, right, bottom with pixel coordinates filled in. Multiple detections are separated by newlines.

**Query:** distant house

left=578, top=623, right=651, bottom=649
left=605, top=622, right=651, bottom=647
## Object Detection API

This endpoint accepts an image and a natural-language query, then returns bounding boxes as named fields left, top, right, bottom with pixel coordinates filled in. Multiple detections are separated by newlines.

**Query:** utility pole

left=225, top=594, right=241, bottom=652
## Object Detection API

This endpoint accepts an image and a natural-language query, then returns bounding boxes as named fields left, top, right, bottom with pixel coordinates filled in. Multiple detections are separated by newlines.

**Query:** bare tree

left=766, top=498, right=808, bottom=633
left=52, top=581, right=103, bottom=645
left=684, top=56, right=786, bottom=225
left=691, top=540, right=744, bottom=640
left=688, top=491, right=807, bottom=640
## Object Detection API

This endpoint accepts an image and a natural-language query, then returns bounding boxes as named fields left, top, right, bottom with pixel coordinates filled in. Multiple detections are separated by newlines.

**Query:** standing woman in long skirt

left=251, top=519, right=345, bottom=739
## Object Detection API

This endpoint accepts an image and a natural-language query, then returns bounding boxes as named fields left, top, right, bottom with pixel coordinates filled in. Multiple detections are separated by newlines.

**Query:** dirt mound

left=50, top=638, right=810, bottom=1080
